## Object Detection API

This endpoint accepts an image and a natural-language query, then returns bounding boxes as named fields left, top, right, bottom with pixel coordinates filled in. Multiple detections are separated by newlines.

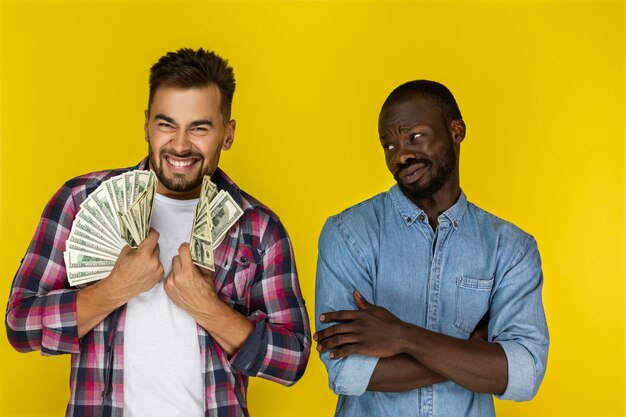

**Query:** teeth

left=167, top=157, right=195, bottom=167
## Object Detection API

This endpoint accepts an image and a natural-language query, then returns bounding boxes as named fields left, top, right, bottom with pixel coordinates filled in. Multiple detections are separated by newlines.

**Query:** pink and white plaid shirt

left=6, top=158, right=311, bottom=417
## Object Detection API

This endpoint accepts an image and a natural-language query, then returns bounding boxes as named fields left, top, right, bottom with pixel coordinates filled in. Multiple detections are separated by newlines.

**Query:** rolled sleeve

left=230, top=316, right=268, bottom=375
left=490, top=235, right=549, bottom=402
left=316, top=217, right=378, bottom=396
left=326, top=353, right=379, bottom=396
left=496, top=340, right=537, bottom=401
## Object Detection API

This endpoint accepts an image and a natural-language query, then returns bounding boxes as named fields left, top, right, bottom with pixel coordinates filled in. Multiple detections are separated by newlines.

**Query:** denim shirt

left=315, top=185, right=549, bottom=417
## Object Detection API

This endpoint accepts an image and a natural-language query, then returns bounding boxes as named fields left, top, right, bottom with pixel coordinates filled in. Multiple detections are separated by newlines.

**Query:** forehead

left=149, top=84, right=222, bottom=121
left=378, top=95, right=445, bottom=136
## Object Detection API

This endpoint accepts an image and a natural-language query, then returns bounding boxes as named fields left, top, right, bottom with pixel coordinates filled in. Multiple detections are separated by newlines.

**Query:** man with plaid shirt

left=6, top=48, right=311, bottom=417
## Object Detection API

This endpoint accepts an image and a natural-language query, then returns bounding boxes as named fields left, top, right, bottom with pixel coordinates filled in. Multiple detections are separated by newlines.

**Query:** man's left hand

left=314, top=290, right=409, bottom=359
left=164, top=243, right=220, bottom=319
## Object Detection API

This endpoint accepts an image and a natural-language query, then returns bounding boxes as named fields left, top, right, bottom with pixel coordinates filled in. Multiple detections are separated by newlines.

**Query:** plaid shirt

left=6, top=158, right=311, bottom=417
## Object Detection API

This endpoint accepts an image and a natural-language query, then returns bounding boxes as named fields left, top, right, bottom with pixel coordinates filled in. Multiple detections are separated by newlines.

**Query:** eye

left=410, top=132, right=424, bottom=141
left=382, top=143, right=395, bottom=151
left=157, top=122, right=176, bottom=131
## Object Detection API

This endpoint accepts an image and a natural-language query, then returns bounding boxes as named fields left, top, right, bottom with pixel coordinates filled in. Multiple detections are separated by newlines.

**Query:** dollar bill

left=65, top=170, right=158, bottom=286
left=65, top=170, right=246, bottom=286
left=209, top=191, right=243, bottom=247
left=190, top=176, right=216, bottom=270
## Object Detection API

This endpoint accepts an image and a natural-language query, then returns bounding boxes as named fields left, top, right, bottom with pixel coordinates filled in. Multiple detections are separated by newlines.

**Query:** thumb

left=353, top=290, right=371, bottom=309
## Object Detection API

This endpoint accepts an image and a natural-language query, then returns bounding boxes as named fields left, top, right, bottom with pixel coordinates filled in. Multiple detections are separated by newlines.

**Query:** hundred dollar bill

left=189, top=175, right=216, bottom=270
left=65, top=170, right=158, bottom=287
left=209, top=191, right=243, bottom=248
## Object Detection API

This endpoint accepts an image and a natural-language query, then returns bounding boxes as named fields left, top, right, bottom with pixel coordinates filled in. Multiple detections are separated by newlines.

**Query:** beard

left=394, top=139, right=457, bottom=201
left=148, top=147, right=206, bottom=193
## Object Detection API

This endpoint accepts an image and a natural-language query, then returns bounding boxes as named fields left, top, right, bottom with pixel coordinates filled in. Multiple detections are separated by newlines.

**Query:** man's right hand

left=105, top=229, right=164, bottom=300
left=76, top=229, right=163, bottom=337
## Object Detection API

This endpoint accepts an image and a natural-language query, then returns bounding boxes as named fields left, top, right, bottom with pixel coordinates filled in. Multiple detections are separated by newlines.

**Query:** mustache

left=160, top=149, right=203, bottom=159
left=394, top=158, right=431, bottom=180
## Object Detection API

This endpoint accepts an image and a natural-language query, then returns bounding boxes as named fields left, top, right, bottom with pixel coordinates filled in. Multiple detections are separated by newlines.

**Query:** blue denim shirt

left=315, top=186, right=549, bottom=417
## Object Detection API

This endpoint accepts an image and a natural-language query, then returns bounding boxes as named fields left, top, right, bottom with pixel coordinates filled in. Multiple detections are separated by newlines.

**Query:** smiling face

left=145, top=84, right=235, bottom=199
left=378, top=95, right=465, bottom=205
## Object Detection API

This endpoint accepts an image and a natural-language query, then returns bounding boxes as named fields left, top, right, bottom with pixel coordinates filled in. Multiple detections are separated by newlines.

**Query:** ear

left=144, top=109, right=150, bottom=142
left=222, top=119, right=236, bottom=151
left=450, top=119, right=466, bottom=144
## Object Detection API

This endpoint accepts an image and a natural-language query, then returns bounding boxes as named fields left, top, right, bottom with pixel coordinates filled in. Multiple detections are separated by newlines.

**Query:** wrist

left=397, top=322, right=422, bottom=356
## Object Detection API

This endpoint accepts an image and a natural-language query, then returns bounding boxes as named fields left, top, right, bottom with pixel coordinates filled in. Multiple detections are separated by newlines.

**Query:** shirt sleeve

left=490, top=235, right=549, bottom=401
left=230, top=216, right=311, bottom=386
left=315, top=217, right=380, bottom=396
left=5, top=184, right=81, bottom=355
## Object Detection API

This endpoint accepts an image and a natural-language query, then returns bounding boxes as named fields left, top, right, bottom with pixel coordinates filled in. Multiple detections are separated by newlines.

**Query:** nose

left=394, top=143, right=417, bottom=166
left=169, top=130, right=192, bottom=154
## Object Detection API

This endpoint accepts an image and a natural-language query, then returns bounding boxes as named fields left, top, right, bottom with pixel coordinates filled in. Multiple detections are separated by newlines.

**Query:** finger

left=197, top=265, right=214, bottom=277
left=171, top=255, right=181, bottom=276
left=317, top=333, right=361, bottom=353
left=353, top=290, right=372, bottom=309
left=328, top=344, right=361, bottom=360
left=119, top=244, right=133, bottom=257
left=140, top=228, right=160, bottom=250
left=319, top=310, right=360, bottom=323
left=315, top=323, right=354, bottom=342
left=178, top=243, right=194, bottom=269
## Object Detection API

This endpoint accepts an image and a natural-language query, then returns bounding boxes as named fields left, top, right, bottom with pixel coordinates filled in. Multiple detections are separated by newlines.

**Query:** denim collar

left=389, top=184, right=468, bottom=229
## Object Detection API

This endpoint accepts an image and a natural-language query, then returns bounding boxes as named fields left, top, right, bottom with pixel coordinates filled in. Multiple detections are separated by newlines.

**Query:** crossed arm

left=315, top=290, right=507, bottom=394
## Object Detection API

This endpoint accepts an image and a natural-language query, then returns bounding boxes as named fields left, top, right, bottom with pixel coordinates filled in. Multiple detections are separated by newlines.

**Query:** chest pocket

left=454, top=276, right=494, bottom=335
left=217, top=243, right=260, bottom=315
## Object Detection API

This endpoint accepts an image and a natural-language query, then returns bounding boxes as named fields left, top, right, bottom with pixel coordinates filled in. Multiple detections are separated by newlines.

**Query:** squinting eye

left=410, top=133, right=423, bottom=140
left=158, top=123, right=175, bottom=130
left=383, top=144, right=395, bottom=151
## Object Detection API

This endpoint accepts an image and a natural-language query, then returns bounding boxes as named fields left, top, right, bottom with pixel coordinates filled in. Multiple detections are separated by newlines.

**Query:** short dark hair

left=381, top=80, right=462, bottom=123
left=148, top=48, right=236, bottom=122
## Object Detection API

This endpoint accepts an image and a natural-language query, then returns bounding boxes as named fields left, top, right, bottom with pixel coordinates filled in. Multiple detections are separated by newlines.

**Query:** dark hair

left=148, top=48, right=236, bottom=122
left=382, top=80, right=462, bottom=123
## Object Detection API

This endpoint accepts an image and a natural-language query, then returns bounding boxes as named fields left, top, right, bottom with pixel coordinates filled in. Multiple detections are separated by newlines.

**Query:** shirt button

left=418, top=214, right=426, bottom=222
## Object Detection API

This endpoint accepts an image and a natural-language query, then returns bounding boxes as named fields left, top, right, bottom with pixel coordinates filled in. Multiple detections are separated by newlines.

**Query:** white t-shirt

left=123, top=194, right=204, bottom=417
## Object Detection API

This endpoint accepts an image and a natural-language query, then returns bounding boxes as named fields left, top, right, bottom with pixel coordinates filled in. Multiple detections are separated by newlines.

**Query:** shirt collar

left=389, top=184, right=468, bottom=229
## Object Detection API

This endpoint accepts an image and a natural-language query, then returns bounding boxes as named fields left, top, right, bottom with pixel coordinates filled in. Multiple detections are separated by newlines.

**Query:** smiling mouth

left=163, top=154, right=200, bottom=168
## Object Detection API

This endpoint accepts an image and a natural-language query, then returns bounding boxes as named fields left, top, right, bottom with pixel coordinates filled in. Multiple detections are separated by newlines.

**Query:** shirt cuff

left=496, top=340, right=537, bottom=401
left=230, top=319, right=267, bottom=375
left=330, top=354, right=379, bottom=396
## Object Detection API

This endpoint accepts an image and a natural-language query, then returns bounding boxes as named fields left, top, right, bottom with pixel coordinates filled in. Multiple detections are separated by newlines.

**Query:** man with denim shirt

left=314, top=80, right=548, bottom=416
left=6, top=48, right=310, bottom=417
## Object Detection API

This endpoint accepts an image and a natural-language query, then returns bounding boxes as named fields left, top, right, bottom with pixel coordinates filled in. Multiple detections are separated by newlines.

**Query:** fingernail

left=313, top=333, right=318, bottom=341
left=320, top=314, right=325, bottom=322
left=329, top=352, right=335, bottom=359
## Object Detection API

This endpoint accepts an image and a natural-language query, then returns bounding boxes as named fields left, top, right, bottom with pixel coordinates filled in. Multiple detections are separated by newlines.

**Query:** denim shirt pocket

left=454, top=276, right=494, bottom=335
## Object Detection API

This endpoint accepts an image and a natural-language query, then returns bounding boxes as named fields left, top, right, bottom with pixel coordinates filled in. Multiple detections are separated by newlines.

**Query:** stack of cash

left=64, top=170, right=157, bottom=287
left=64, top=171, right=243, bottom=287
left=189, top=176, right=244, bottom=271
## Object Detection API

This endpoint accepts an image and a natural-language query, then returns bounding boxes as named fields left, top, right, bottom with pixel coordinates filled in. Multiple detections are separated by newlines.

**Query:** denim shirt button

left=418, top=214, right=426, bottom=222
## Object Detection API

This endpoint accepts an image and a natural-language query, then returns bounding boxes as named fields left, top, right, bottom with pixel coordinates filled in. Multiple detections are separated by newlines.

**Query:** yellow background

left=1, top=0, right=624, bottom=416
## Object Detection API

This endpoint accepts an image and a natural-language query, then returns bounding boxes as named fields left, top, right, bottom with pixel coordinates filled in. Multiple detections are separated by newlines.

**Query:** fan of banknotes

left=64, top=170, right=243, bottom=287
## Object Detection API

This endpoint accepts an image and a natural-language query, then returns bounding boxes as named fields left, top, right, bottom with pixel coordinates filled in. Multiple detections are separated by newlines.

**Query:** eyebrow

left=380, top=122, right=431, bottom=139
left=155, top=114, right=213, bottom=128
